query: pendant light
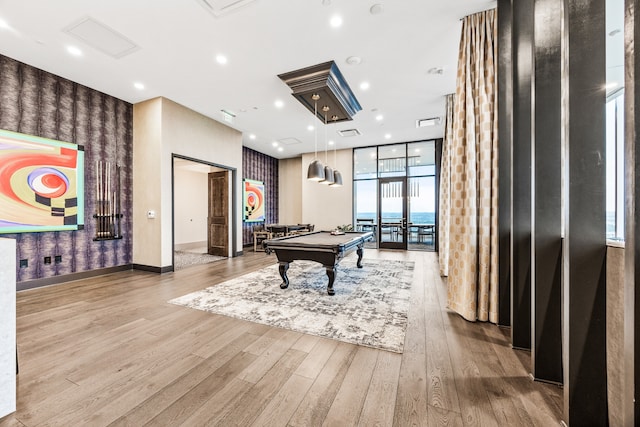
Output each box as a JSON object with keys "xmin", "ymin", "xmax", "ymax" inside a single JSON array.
[
  {"xmin": 306, "ymin": 94, "xmax": 325, "ymax": 181},
  {"xmin": 329, "ymin": 115, "xmax": 343, "ymax": 187},
  {"xmin": 319, "ymin": 106, "xmax": 334, "ymax": 185}
]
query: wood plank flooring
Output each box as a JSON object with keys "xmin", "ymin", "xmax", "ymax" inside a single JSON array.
[{"xmin": 0, "ymin": 250, "xmax": 562, "ymax": 426}]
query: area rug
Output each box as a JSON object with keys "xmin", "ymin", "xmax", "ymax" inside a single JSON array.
[
  {"xmin": 169, "ymin": 255, "xmax": 414, "ymax": 353},
  {"xmin": 174, "ymin": 250, "xmax": 226, "ymax": 270}
]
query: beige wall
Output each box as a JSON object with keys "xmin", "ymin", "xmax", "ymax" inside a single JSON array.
[
  {"xmin": 607, "ymin": 245, "xmax": 624, "ymax": 427},
  {"xmin": 300, "ymin": 149, "xmax": 353, "ymax": 231},
  {"xmin": 133, "ymin": 97, "xmax": 243, "ymax": 268},
  {"xmin": 133, "ymin": 99, "xmax": 163, "ymax": 267},
  {"xmin": 278, "ymin": 157, "xmax": 303, "ymax": 225}
]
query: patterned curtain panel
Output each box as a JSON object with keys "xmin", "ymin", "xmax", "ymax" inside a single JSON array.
[
  {"xmin": 438, "ymin": 94, "xmax": 455, "ymax": 277},
  {"xmin": 446, "ymin": 9, "xmax": 499, "ymax": 323}
]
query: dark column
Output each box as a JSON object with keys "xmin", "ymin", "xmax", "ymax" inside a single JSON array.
[
  {"xmin": 435, "ymin": 138, "xmax": 443, "ymax": 251},
  {"xmin": 562, "ymin": 0, "xmax": 607, "ymax": 424},
  {"xmin": 511, "ymin": 0, "xmax": 533, "ymax": 350},
  {"xmin": 531, "ymin": 0, "xmax": 563, "ymax": 384},
  {"xmin": 497, "ymin": 0, "xmax": 513, "ymax": 327},
  {"xmin": 624, "ymin": 1, "xmax": 639, "ymax": 425}
]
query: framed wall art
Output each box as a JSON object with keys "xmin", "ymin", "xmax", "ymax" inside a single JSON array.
[
  {"xmin": 243, "ymin": 178, "xmax": 265, "ymax": 223},
  {"xmin": 0, "ymin": 129, "xmax": 84, "ymax": 233}
]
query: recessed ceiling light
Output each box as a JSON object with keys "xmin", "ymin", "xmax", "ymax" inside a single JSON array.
[
  {"xmin": 272, "ymin": 141, "xmax": 279, "ymax": 147},
  {"xmin": 346, "ymin": 56, "xmax": 362, "ymax": 65},
  {"xmin": 329, "ymin": 140, "xmax": 335, "ymax": 145},
  {"xmin": 0, "ymin": 18, "xmax": 10, "ymax": 30},
  {"xmin": 67, "ymin": 45, "xmax": 83, "ymax": 56},
  {"xmin": 249, "ymin": 134, "xmax": 256, "ymax": 140},
  {"xmin": 360, "ymin": 81, "xmax": 370, "ymax": 90},
  {"xmin": 307, "ymin": 125, "xmax": 314, "ymax": 131},
  {"xmin": 278, "ymin": 147, "xmax": 284, "ymax": 152},
  {"xmin": 216, "ymin": 54, "xmax": 228, "ymax": 65},
  {"xmin": 375, "ymin": 114, "xmax": 383, "ymax": 121},
  {"xmin": 427, "ymin": 67, "xmax": 445, "ymax": 75},
  {"xmin": 133, "ymin": 82, "xmax": 145, "ymax": 90},
  {"xmin": 330, "ymin": 15, "xmax": 343, "ymax": 28},
  {"xmin": 274, "ymin": 99, "xmax": 284, "ymax": 109},
  {"xmin": 385, "ymin": 134, "xmax": 391, "ymax": 139},
  {"xmin": 370, "ymin": 4, "xmax": 384, "ymax": 14}
]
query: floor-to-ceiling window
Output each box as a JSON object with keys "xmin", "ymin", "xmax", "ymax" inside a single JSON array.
[
  {"xmin": 353, "ymin": 140, "xmax": 438, "ymax": 251},
  {"xmin": 605, "ymin": 0, "xmax": 624, "ymax": 242}
]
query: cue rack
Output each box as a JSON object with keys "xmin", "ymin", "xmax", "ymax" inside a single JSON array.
[{"xmin": 93, "ymin": 160, "xmax": 123, "ymax": 241}]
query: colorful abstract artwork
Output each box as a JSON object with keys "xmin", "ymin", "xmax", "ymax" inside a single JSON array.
[
  {"xmin": 243, "ymin": 179, "xmax": 265, "ymax": 222},
  {"xmin": 0, "ymin": 129, "xmax": 84, "ymax": 233}
]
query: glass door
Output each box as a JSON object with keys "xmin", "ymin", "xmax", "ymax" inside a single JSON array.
[{"xmin": 378, "ymin": 177, "xmax": 407, "ymax": 249}]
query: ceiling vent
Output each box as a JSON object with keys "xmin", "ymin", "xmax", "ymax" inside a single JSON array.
[
  {"xmin": 416, "ymin": 117, "xmax": 442, "ymax": 127},
  {"xmin": 278, "ymin": 137, "xmax": 302, "ymax": 145},
  {"xmin": 278, "ymin": 61, "xmax": 362, "ymax": 123},
  {"xmin": 338, "ymin": 129, "xmax": 361, "ymax": 137},
  {"xmin": 196, "ymin": 0, "xmax": 258, "ymax": 17},
  {"xmin": 63, "ymin": 17, "xmax": 139, "ymax": 59}
]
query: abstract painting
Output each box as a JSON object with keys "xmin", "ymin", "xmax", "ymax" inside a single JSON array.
[
  {"xmin": 0, "ymin": 129, "xmax": 84, "ymax": 233},
  {"xmin": 243, "ymin": 178, "xmax": 265, "ymax": 222}
]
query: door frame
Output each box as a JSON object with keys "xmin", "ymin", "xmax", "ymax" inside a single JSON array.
[
  {"xmin": 171, "ymin": 154, "xmax": 238, "ymax": 271},
  {"xmin": 378, "ymin": 176, "xmax": 408, "ymax": 250}
]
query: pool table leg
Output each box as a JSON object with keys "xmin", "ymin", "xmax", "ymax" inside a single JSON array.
[
  {"xmin": 279, "ymin": 262, "xmax": 290, "ymax": 289},
  {"xmin": 356, "ymin": 245, "xmax": 364, "ymax": 268},
  {"xmin": 326, "ymin": 266, "xmax": 336, "ymax": 295}
]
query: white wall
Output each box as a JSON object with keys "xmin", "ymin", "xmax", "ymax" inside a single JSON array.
[
  {"xmin": 173, "ymin": 168, "xmax": 208, "ymax": 246},
  {"xmin": 0, "ymin": 238, "xmax": 16, "ymax": 418},
  {"xmin": 300, "ymin": 148, "xmax": 353, "ymax": 231},
  {"xmin": 133, "ymin": 97, "xmax": 243, "ymax": 268}
]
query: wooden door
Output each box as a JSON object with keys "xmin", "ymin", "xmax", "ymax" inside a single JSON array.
[{"xmin": 208, "ymin": 171, "xmax": 229, "ymax": 256}]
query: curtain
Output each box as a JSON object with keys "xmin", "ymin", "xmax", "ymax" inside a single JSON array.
[
  {"xmin": 445, "ymin": 9, "xmax": 499, "ymax": 323},
  {"xmin": 438, "ymin": 94, "xmax": 454, "ymax": 277}
]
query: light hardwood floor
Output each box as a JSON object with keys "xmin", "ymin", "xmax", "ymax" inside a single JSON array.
[{"xmin": 1, "ymin": 250, "xmax": 562, "ymax": 426}]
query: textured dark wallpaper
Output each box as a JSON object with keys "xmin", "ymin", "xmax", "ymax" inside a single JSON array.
[
  {"xmin": 242, "ymin": 147, "xmax": 278, "ymax": 245},
  {"xmin": 0, "ymin": 55, "xmax": 133, "ymax": 283}
]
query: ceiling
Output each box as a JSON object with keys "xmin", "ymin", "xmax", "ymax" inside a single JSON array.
[{"xmin": 1, "ymin": 0, "xmax": 497, "ymax": 159}]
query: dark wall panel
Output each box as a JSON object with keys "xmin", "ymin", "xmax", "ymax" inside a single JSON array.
[
  {"xmin": 0, "ymin": 55, "xmax": 133, "ymax": 283},
  {"xmin": 562, "ymin": 0, "xmax": 607, "ymax": 424},
  {"xmin": 511, "ymin": 0, "xmax": 533, "ymax": 350},
  {"xmin": 532, "ymin": 0, "xmax": 563, "ymax": 384},
  {"xmin": 242, "ymin": 147, "xmax": 279, "ymax": 245}
]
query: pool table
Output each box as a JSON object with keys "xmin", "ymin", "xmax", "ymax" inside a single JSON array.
[{"xmin": 263, "ymin": 230, "xmax": 374, "ymax": 295}]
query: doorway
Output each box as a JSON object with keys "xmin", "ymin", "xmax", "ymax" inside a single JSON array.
[
  {"xmin": 172, "ymin": 155, "xmax": 237, "ymax": 269},
  {"xmin": 378, "ymin": 177, "xmax": 407, "ymax": 250}
]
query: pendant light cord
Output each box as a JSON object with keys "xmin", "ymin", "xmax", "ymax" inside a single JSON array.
[
  {"xmin": 314, "ymin": 98, "xmax": 318, "ymax": 159},
  {"xmin": 324, "ymin": 111, "xmax": 328, "ymax": 163}
]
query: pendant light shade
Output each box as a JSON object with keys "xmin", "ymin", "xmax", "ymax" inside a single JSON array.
[
  {"xmin": 330, "ymin": 170, "xmax": 343, "ymax": 187},
  {"xmin": 307, "ymin": 159, "xmax": 325, "ymax": 181},
  {"xmin": 320, "ymin": 165, "xmax": 334, "ymax": 185}
]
